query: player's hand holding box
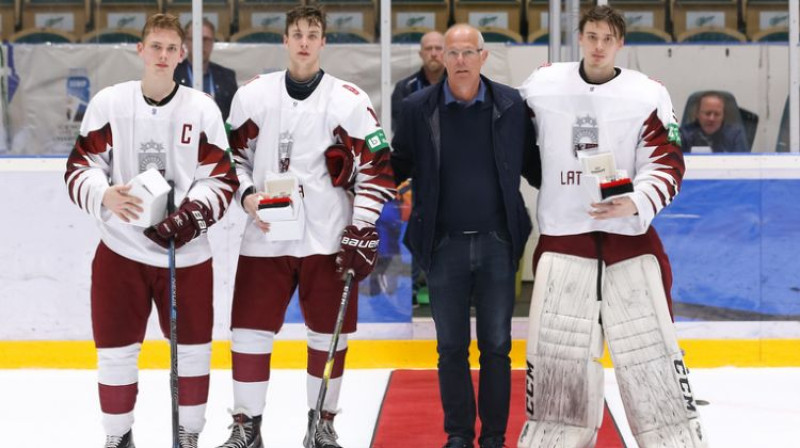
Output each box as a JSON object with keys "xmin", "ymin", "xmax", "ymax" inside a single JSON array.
[{"xmin": 126, "ymin": 168, "xmax": 171, "ymax": 227}]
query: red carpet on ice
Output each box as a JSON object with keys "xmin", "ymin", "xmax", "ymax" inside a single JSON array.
[{"xmin": 371, "ymin": 369, "xmax": 625, "ymax": 447}]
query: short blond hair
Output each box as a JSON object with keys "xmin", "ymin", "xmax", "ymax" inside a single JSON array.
[{"xmin": 142, "ymin": 13, "xmax": 185, "ymax": 43}]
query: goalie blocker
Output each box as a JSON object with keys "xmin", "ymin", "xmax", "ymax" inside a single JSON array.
[{"xmin": 519, "ymin": 250, "xmax": 707, "ymax": 448}]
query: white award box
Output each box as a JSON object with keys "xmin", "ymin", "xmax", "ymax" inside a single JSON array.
[{"xmin": 126, "ymin": 168, "xmax": 171, "ymax": 227}]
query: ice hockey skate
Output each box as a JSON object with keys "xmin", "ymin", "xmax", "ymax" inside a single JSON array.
[
  {"xmin": 216, "ymin": 413, "xmax": 263, "ymax": 448},
  {"xmin": 304, "ymin": 410, "xmax": 343, "ymax": 448},
  {"xmin": 178, "ymin": 426, "xmax": 199, "ymax": 448},
  {"xmin": 104, "ymin": 430, "xmax": 134, "ymax": 448}
]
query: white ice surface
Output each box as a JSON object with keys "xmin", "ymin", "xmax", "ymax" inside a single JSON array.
[
  {"xmin": 0, "ymin": 368, "xmax": 798, "ymax": 447},
  {"xmin": 0, "ymin": 369, "xmax": 392, "ymax": 448},
  {"xmin": 603, "ymin": 367, "xmax": 800, "ymax": 448}
]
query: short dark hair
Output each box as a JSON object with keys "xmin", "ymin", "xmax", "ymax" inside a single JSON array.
[
  {"xmin": 185, "ymin": 17, "xmax": 215, "ymax": 37},
  {"xmin": 579, "ymin": 5, "xmax": 626, "ymax": 40},
  {"xmin": 142, "ymin": 13, "xmax": 185, "ymax": 43},
  {"xmin": 286, "ymin": 5, "xmax": 326, "ymax": 36}
]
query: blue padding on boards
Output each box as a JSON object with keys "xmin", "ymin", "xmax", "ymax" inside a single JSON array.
[
  {"xmin": 283, "ymin": 199, "xmax": 413, "ymax": 324},
  {"xmin": 654, "ymin": 179, "xmax": 800, "ymax": 320},
  {"xmin": 761, "ymin": 179, "xmax": 800, "ymax": 315}
]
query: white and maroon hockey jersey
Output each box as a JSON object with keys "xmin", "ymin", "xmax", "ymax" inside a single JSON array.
[
  {"xmin": 228, "ymin": 71, "xmax": 395, "ymax": 258},
  {"xmin": 65, "ymin": 81, "xmax": 238, "ymax": 267},
  {"xmin": 520, "ymin": 62, "xmax": 684, "ymax": 236}
]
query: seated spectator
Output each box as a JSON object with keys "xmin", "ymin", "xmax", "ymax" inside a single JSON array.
[{"xmin": 680, "ymin": 92, "xmax": 749, "ymax": 153}]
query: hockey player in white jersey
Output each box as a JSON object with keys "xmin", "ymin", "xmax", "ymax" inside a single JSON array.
[
  {"xmin": 64, "ymin": 13, "xmax": 238, "ymax": 448},
  {"xmin": 215, "ymin": 5, "xmax": 395, "ymax": 448},
  {"xmin": 517, "ymin": 6, "xmax": 707, "ymax": 448}
]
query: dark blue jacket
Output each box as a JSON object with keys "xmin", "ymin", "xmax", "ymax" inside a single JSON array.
[
  {"xmin": 174, "ymin": 59, "xmax": 238, "ymax": 120},
  {"xmin": 391, "ymin": 68, "xmax": 431, "ymax": 132},
  {"xmin": 391, "ymin": 76, "xmax": 540, "ymax": 271},
  {"xmin": 679, "ymin": 121, "xmax": 749, "ymax": 153}
]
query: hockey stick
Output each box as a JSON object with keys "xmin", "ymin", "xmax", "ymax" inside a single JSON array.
[
  {"xmin": 167, "ymin": 181, "xmax": 180, "ymax": 448},
  {"xmin": 304, "ymin": 270, "xmax": 355, "ymax": 448}
]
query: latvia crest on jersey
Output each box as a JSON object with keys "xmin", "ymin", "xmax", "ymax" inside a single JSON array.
[
  {"xmin": 572, "ymin": 114, "xmax": 599, "ymax": 158},
  {"xmin": 138, "ymin": 139, "xmax": 167, "ymax": 173}
]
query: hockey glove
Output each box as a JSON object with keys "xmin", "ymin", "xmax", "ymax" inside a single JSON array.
[
  {"xmin": 336, "ymin": 225, "xmax": 379, "ymax": 282},
  {"xmin": 144, "ymin": 200, "xmax": 214, "ymax": 249},
  {"xmin": 324, "ymin": 144, "xmax": 354, "ymax": 188}
]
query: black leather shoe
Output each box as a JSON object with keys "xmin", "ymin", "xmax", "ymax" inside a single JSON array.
[
  {"xmin": 479, "ymin": 437, "xmax": 505, "ymax": 448},
  {"xmin": 443, "ymin": 436, "xmax": 472, "ymax": 448}
]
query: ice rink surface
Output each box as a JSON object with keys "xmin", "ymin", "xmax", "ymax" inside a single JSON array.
[{"xmin": 0, "ymin": 367, "xmax": 797, "ymax": 447}]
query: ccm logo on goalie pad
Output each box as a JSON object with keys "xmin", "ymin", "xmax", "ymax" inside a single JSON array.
[
  {"xmin": 340, "ymin": 236, "xmax": 379, "ymax": 249},
  {"xmin": 673, "ymin": 360, "xmax": 697, "ymax": 412},
  {"xmin": 525, "ymin": 360, "xmax": 535, "ymax": 415}
]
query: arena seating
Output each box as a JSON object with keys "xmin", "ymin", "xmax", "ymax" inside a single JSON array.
[{"xmin": 2, "ymin": 0, "xmax": 788, "ymax": 45}]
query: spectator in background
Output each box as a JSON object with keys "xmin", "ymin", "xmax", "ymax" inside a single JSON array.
[
  {"xmin": 680, "ymin": 92, "xmax": 749, "ymax": 153},
  {"xmin": 391, "ymin": 30, "xmax": 445, "ymax": 307},
  {"xmin": 174, "ymin": 18, "xmax": 238, "ymax": 120},
  {"xmin": 391, "ymin": 30, "xmax": 445, "ymax": 131}
]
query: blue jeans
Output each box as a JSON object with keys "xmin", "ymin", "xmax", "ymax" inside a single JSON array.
[{"xmin": 426, "ymin": 231, "xmax": 516, "ymax": 444}]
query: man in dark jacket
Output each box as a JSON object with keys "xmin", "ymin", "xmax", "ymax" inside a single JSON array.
[
  {"xmin": 391, "ymin": 24, "xmax": 540, "ymax": 448},
  {"xmin": 391, "ymin": 30, "xmax": 445, "ymax": 132},
  {"xmin": 390, "ymin": 30, "xmax": 445, "ymax": 306},
  {"xmin": 174, "ymin": 18, "xmax": 238, "ymax": 120}
]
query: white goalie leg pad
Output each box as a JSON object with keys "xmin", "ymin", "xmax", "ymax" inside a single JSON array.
[
  {"xmin": 518, "ymin": 252, "xmax": 605, "ymax": 448},
  {"xmin": 602, "ymin": 255, "xmax": 707, "ymax": 448}
]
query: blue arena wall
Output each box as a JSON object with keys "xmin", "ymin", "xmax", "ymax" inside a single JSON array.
[{"xmin": 656, "ymin": 177, "xmax": 800, "ymax": 320}]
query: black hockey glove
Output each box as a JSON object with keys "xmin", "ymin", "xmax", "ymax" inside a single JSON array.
[
  {"xmin": 144, "ymin": 200, "xmax": 214, "ymax": 249},
  {"xmin": 336, "ymin": 225, "xmax": 379, "ymax": 282}
]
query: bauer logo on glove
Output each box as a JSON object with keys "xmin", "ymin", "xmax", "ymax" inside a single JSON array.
[
  {"xmin": 336, "ymin": 225, "xmax": 380, "ymax": 282},
  {"xmin": 340, "ymin": 235, "xmax": 379, "ymax": 250},
  {"xmin": 144, "ymin": 200, "xmax": 214, "ymax": 249}
]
